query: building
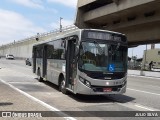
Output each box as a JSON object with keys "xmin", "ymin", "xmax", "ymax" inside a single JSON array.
[
  {"xmin": 75, "ymin": 0, "xmax": 160, "ymax": 46},
  {"xmin": 142, "ymin": 48, "xmax": 160, "ymax": 70}
]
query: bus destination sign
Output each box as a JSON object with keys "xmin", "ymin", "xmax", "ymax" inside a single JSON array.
[{"xmin": 83, "ymin": 31, "xmax": 126, "ymax": 43}]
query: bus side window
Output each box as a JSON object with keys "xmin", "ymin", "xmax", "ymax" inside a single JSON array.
[
  {"xmin": 61, "ymin": 40, "xmax": 66, "ymax": 59},
  {"xmin": 47, "ymin": 44, "xmax": 54, "ymax": 59}
]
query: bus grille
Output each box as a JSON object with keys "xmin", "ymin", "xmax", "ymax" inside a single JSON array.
[{"xmin": 91, "ymin": 85, "xmax": 123, "ymax": 92}]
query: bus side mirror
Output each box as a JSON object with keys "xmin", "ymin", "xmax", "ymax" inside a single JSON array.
[
  {"xmin": 75, "ymin": 46, "xmax": 79, "ymax": 62},
  {"xmin": 75, "ymin": 46, "xmax": 79, "ymax": 56}
]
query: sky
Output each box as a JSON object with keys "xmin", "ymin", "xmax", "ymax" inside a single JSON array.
[
  {"xmin": 0, "ymin": 0, "xmax": 78, "ymax": 45},
  {"xmin": 0, "ymin": 0, "xmax": 159, "ymax": 58},
  {"xmin": 128, "ymin": 44, "xmax": 160, "ymax": 59}
]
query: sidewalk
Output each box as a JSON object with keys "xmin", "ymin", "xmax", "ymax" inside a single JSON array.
[
  {"xmin": 128, "ymin": 69, "xmax": 160, "ymax": 78},
  {"xmin": 0, "ymin": 79, "xmax": 63, "ymax": 119},
  {"xmin": 0, "ymin": 80, "xmax": 48, "ymax": 111}
]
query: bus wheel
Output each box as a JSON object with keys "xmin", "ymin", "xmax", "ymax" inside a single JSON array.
[{"xmin": 60, "ymin": 79, "xmax": 68, "ymax": 94}]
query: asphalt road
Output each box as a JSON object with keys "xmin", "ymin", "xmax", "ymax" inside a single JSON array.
[{"xmin": 0, "ymin": 58, "xmax": 160, "ymax": 120}]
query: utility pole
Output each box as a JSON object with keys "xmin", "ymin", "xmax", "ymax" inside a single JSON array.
[
  {"xmin": 144, "ymin": 44, "xmax": 147, "ymax": 69},
  {"xmin": 60, "ymin": 17, "xmax": 63, "ymax": 32},
  {"xmin": 132, "ymin": 48, "xmax": 134, "ymax": 69}
]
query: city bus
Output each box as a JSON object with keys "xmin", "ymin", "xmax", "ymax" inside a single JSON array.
[{"xmin": 32, "ymin": 29, "xmax": 128, "ymax": 95}]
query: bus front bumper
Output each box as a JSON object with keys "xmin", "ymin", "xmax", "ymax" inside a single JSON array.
[{"xmin": 76, "ymin": 80, "xmax": 127, "ymax": 95}]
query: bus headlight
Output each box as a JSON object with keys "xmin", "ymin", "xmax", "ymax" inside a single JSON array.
[
  {"xmin": 79, "ymin": 76, "xmax": 91, "ymax": 88},
  {"xmin": 85, "ymin": 81, "xmax": 91, "ymax": 88},
  {"xmin": 122, "ymin": 80, "xmax": 127, "ymax": 86}
]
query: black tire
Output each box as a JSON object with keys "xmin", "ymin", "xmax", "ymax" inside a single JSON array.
[{"xmin": 59, "ymin": 78, "xmax": 68, "ymax": 94}]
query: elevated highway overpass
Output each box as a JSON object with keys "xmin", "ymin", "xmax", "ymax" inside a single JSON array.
[
  {"xmin": 75, "ymin": 0, "xmax": 160, "ymax": 46},
  {"xmin": 0, "ymin": 25, "xmax": 78, "ymax": 59}
]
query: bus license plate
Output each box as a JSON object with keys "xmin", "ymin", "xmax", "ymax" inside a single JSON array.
[{"xmin": 103, "ymin": 88, "xmax": 112, "ymax": 92}]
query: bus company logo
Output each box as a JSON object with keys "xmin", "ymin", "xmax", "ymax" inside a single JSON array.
[
  {"xmin": 2, "ymin": 112, "xmax": 12, "ymax": 117},
  {"xmin": 1, "ymin": 112, "xmax": 42, "ymax": 118}
]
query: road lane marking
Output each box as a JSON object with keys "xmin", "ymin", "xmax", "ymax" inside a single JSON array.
[
  {"xmin": 117, "ymin": 102, "xmax": 160, "ymax": 111},
  {"xmin": 134, "ymin": 104, "xmax": 155, "ymax": 111},
  {"xmin": 146, "ymin": 84, "xmax": 160, "ymax": 89},
  {"xmin": 0, "ymin": 68, "xmax": 36, "ymax": 78},
  {"xmin": 127, "ymin": 88, "xmax": 160, "ymax": 96},
  {"xmin": 128, "ymin": 75, "xmax": 160, "ymax": 80},
  {"xmin": 8, "ymin": 82, "xmax": 43, "ymax": 84},
  {"xmin": 0, "ymin": 78, "xmax": 76, "ymax": 120}
]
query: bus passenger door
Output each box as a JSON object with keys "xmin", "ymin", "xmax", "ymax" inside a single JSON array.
[
  {"xmin": 42, "ymin": 46, "xmax": 47, "ymax": 79},
  {"xmin": 32, "ymin": 46, "xmax": 36, "ymax": 73},
  {"xmin": 66, "ymin": 38, "xmax": 77, "ymax": 90}
]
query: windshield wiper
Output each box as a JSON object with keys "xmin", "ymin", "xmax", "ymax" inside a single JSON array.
[
  {"xmin": 93, "ymin": 41, "xmax": 103, "ymax": 55},
  {"xmin": 110, "ymin": 43, "xmax": 120, "ymax": 55},
  {"xmin": 116, "ymin": 43, "xmax": 120, "ymax": 51}
]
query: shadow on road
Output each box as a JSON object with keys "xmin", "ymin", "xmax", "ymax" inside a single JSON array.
[
  {"xmin": 37, "ymin": 79, "xmax": 135, "ymax": 104},
  {"xmin": 40, "ymin": 80, "xmax": 59, "ymax": 91},
  {"xmin": 68, "ymin": 94, "xmax": 135, "ymax": 104},
  {"xmin": 108, "ymin": 94, "xmax": 135, "ymax": 103},
  {"xmin": 0, "ymin": 102, "xmax": 13, "ymax": 106}
]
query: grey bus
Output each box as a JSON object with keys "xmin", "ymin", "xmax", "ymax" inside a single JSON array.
[{"xmin": 32, "ymin": 29, "xmax": 128, "ymax": 95}]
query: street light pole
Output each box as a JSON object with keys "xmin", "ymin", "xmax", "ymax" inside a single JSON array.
[
  {"xmin": 60, "ymin": 17, "xmax": 63, "ymax": 32},
  {"xmin": 144, "ymin": 44, "xmax": 147, "ymax": 69}
]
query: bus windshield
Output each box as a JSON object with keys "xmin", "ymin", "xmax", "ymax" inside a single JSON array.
[{"xmin": 79, "ymin": 41, "xmax": 127, "ymax": 73}]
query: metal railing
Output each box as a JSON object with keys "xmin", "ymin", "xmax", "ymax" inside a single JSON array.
[{"xmin": 0, "ymin": 25, "xmax": 78, "ymax": 47}]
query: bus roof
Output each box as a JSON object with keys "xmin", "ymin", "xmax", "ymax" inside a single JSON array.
[{"xmin": 33, "ymin": 29, "xmax": 125, "ymax": 46}]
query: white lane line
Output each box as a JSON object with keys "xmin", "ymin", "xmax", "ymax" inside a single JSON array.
[
  {"xmin": 1, "ymin": 68, "xmax": 35, "ymax": 78},
  {"xmin": 8, "ymin": 82, "xmax": 42, "ymax": 84},
  {"xmin": 134, "ymin": 104, "xmax": 155, "ymax": 111},
  {"xmin": 146, "ymin": 84, "xmax": 160, "ymax": 89},
  {"xmin": 0, "ymin": 78, "xmax": 76, "ymax": 120},
  {"xmin": 128, "ymin": 75, "xmax": 160, "ymax": 80},
  {"xmin": 127, "ymin": 88, "xmax": 160, "ymax": 96},
  {"xmin": 117, "ymin": 102, "xmax": 159, "ymax": 111}
]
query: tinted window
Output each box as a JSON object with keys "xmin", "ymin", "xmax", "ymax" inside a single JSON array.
[
  {"xmin": 36, "ymin": 46, "xmax": 43, "ymax": 58},
  {"xmin": 47, "ymin": 39, "xmax": 65, "ymax": 59}
]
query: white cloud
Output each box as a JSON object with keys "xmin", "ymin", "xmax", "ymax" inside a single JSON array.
[
  {"xmin": 62, "ymin": 19, "xmax": 74, "ymax": 26},
  {"xmin": 47, "ymin": 0, "xmax": 78, "ymax": 8},
  {"xmin": 46, "ymin": 8, "xmax": 58, "ymax": 14},
  {"xmin": 50, "ymin": 19, "xmax": 74, "ymax": 29},
  {"xmin": 0, "ymin": 9, "xmax": 46, "ymax": 45},
  {"xmin": 10, "ymin": 0, "xmax": 44, "ymax": 9}
]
